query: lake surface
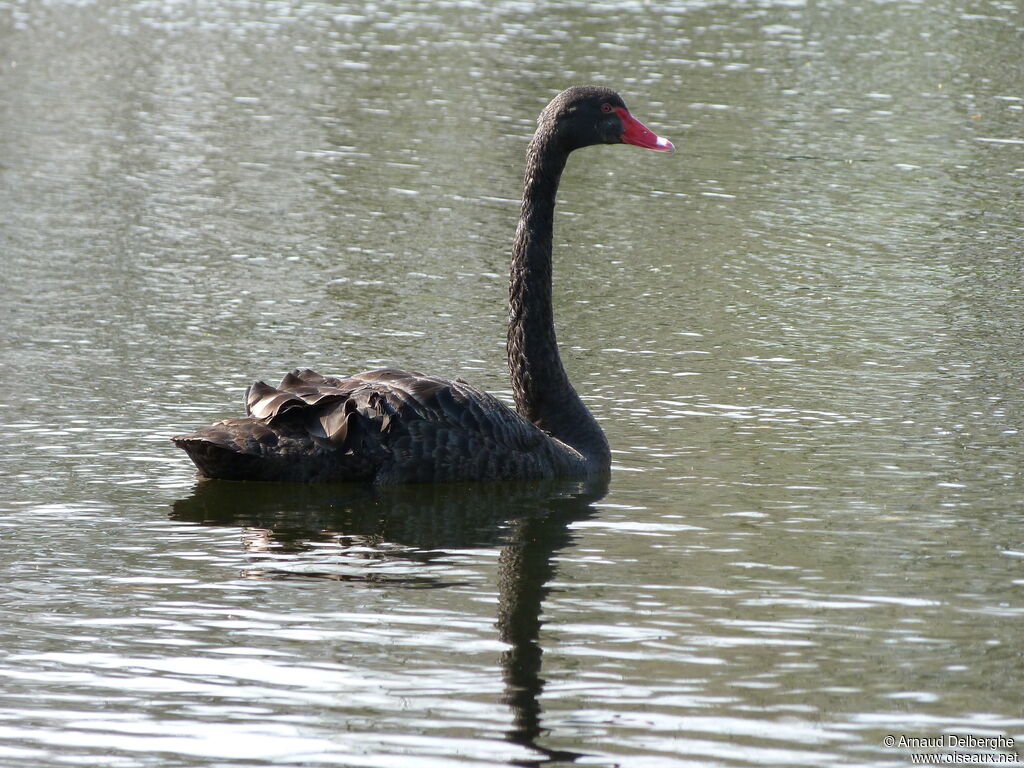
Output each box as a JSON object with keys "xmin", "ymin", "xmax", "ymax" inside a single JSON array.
[{"xmin": 2, "ymin": 0, "xmax": 1023, "ymax": 765}]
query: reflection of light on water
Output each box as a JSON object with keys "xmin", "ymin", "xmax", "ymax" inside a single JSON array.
[
  {"xmin": 237, "ymin": 527, "xmax": 475, "ymax": 583},
  {"xmin": 240, "ymin": 527, "xmax": 276, "ymax": 553},
  {"xmin": 9, "ymin": 650, "xmax": 536, "ymax": 763}
]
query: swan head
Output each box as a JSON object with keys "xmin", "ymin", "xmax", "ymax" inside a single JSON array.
[{"xmin": 540, "ymin": 85, "xmax": 674, "ymax": 153}]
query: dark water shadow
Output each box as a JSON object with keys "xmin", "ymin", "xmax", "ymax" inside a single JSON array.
[{"xmin": 171, "ymin": 476, "xmax": 609, "ymax": 765}]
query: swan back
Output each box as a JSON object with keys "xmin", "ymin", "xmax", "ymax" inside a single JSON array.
[{"xmin": 173, "ymin": 368, "xmax": 585, "ymax": 483}]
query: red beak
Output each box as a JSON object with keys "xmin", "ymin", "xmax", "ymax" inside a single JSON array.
[{"xmin": 615, "ymin": 107, "xmax": 674, "ymax": 152}]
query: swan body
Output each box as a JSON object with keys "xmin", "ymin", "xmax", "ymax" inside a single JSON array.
[
  {"xmin": 174, "ymin": 86, "xmax": 673, "ymax": 483},
  {"xmin": 177, "ymin": 368, "xmax": 588, "ymax": 483}
]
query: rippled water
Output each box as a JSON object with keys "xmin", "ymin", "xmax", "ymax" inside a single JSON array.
[{"xmin": 2, "ymin": 0, "xmax": 1023, "ymax": 765}]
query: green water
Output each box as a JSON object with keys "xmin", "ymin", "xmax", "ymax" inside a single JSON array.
[{"xmin": 1, "ymin": 0, "xmax": 1022, "ymax": 765}]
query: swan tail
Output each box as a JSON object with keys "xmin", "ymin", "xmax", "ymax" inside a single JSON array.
[
  {"xmin": 171, "ymin": 429, "xmax": 269, "ymax": 481},
  {"xmin": 172, "ymin": 369, "xmax": 389, "ymax": 482},
  {"xmin": 171, "ymin": 417, "xmax": 382, "ymax": 483}
]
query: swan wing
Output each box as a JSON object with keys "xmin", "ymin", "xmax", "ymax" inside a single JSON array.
[{"xmin": 175, "ymin": 368, "xmax": 568, "ymax": 482}]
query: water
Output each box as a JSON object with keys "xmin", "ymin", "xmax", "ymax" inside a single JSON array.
[{"xmin": 2, "ymin": 0, "xmax": 1023, "ymax": 765}]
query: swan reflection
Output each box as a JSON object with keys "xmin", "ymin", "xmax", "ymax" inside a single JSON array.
[{"xmin": 171, "ymin": 476, "xmax": 607, "ymax": 763}]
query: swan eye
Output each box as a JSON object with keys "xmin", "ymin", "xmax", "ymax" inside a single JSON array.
[{"xmin": 601, "ymin": 103, "xmax": 614, "ymax": 114}]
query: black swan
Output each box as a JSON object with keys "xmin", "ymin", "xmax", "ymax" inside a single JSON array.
[{"xmin": 173, "ymin": 86, "xmax": 673, "ymax": 483}]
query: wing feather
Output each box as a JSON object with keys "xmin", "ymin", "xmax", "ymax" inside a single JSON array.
[{"xmin": 173, "ymin": 367, "xmax": 579, "ymax": 483}]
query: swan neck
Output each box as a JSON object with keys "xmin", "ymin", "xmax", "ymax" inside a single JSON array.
[{"xmin": 507, "ymin": 131, "xmax": 610, "ymax": 469}]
